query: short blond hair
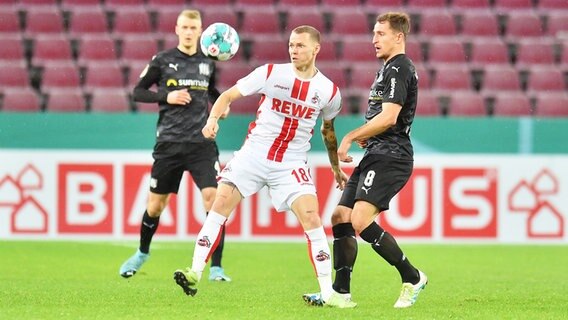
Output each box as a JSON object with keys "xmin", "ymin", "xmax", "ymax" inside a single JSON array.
[
  {"xmin": 291, "ymin": 25, "xmax": 321, "ymax": 44},
  {"xmin": 377, "ymin": 12, "xmax": 411, "ymax": 37},
  {"xmin": 177, "ymin": 9, "xmax": 201, "ymax": 24}
]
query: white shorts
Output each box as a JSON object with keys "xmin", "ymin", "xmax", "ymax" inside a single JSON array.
[{"xmin": 219, "ymin": 147, "xmax": 316, "ymax": 212}]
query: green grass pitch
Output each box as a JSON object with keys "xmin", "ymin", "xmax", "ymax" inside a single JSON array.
[{"xmin": 1, "ymin": 241, "xmax": 566, "ymax": 319}]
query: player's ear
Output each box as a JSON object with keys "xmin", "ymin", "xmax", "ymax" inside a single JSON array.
[{"xmin": 313, "ymin": 43, "xmax": 321, "ymax": 56}]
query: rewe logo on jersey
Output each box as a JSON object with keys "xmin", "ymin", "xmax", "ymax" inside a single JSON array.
[{"xmin": 271, "ymin": 98, "xmax": 315, "ymax": 119}]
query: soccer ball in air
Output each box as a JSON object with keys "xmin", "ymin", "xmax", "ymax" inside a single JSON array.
[{"xmin": 200, "ymin": 22, "xmax": 240, "ymax": 61}]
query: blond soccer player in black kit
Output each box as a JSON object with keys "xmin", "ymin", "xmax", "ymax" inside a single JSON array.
[
  {"xmin": 304, "ymin": 12, "xmax": 428, "ymax": 308},
  {"xmin": 119, "ymin": 9, "xmax": 231, "ymax": 282}
]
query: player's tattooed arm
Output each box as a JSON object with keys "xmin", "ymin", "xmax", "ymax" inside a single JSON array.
[{"xmin": 321, "ymin": 119, "xmax": 348, "ymax": 190}]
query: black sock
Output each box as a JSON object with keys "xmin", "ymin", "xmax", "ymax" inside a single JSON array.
[
  {"xmin": 139, "ymin": 210, "xmax": 160, "ymax": 254},
  {"xmin": 359, "ymin": 222, "xmax": 419, "ymax": 284},
  {"xmin": 209, "ymin": 212, "xmax": 225, "ymax": 268},
  {"xmin": 332, "ymin": 223, "xmax": 358, "ymax": 294}
]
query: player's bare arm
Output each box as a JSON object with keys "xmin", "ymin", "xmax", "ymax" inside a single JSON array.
[
  {"xmin": 203, "ymin": 86, "xmax": 243, "ymax": 139},
  {"xmin": 321, "ymin": 118, "xmax": 349, "ymax": 190},
  {"xmin": 338, "ymin": 103, "xmax": 402, "ymax": 162}
]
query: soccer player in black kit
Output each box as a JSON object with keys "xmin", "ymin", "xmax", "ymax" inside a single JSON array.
[
  {"xmin": 304, "ymin": 12, "xmax": 427, "ymax": 308},
  {"xmin": 119, "ymin": 9, "xmax": 231, "ymax": 282}
]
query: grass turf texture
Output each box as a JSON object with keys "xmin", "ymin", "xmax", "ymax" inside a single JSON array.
[{"xmin": 1, "ymin": 241, "xmax": 566, "ymax": 320}]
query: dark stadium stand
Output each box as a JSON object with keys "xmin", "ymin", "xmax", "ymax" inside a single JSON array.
[{"xmin": 0, "ymin": 0, "xmax": 566, "ymax": 116}]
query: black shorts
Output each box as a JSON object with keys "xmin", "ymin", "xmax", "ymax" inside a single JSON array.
[
  {"xmin": 150, "ymin": 140, "xmax": 220, "ymax": 194},
  {"xmin": 338, "ymin": 154, "xmax": 413, "ymax": 212}
]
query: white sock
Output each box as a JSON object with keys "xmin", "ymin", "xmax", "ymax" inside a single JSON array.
[
  {"xmin": 305, "ymin": 226, "xmax": 333, "ymax": 301},
  {"xmin": 191, "ymin": 210, "xmax": 227, "ymax": 281}
]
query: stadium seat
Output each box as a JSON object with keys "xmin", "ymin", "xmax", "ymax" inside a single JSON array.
[
  {"xmin": 249, "ymin": 37, "xmax": 290, "ymax": 65},
  {"xmin": 328, "ymin": 10, "xmax": 370, "ymax": 38},
  {"xmin": 191, "ymin": 0, "xmax": 231, "ymax": 7},
  {"xmin": 31, "ymin": 35, "xmax": 74, "ymax": 67},
  {"xmin": 277, "ymin": 0, "xmax": 318, "ymax": 9},
  {"xmin": 155, "ymin": 9, "xmax": 180, "ymax": 35},
  {"xmin": 0, "ymin": 64, "xmax": 30, "ymax": 88},
  {"xmin": 459, "ymin": 11, "xmax": 500, "ymax": 39},
  {"xmin": 90, "ymin": 89, "xmax": 131, "ymax": 112},
  {"xmin": 67, "ymin": 8, "xmax": 109, "ymax": 37},
  {"xmin": 545, "ymin": 12, "xmax": 568, "ymax": 38},
  {"xmin": 415, "ymin": 92, "xmax": 441, "ymax": 116},
  {"xmin": 24, "ymin": 8, "xmax": 65, "ymax": 36},
  {"xmin": 201, "ymin": 7, "xmax": 239, "ymax": 28},
  {"xmin": 1, "ymin": 88, "xmax": 41, "ymax": 112},
  {"xmin": 492, "ymin": 92, "xmax": 532, "ymax": 116},
  {"xmin": 60, "ymin": 0, "xmax": 103, "ymax": 11},
  {"xmin": 451, "ymin": 0, "xmax": 491, "ymax": 11},
  {"xmin": 104, "ymin": 0, "xmax": 146, "ymax": 10},
  {"xmin": 146, "ymin": 0, "xmax": 185, "ymax": 11},
  {"xmin": 318, "ymin": 65, "xmax": 348, "ymax": 89},
  {"xmin": 407, "ymin": 0, "xmax": 446, "ymax": 10},
  {"xmin": 431, "ymin": 65, "xmax": 472, "ymax": 93},
  {"xmin": 538, "ymin": 0, "xmax": 568, "ymax": 10},
  {"xmin": 216, "ymin": 63, "xmax": 254, "ymax": 91},
  {"xmin": 469, "ymin": 38, "xmax": 510, "ymax": 67},
  {"xmin": 480, "ymin": 65, "xmax": 521, "ymax": 95},
  {"xmin": 45, "ymin": 88, "xmax": 87, "ymax": 112},
  {"xmin": 341, "ymin": 38, "xmax": 379, "ymax": 64},
  {"xmin": 124, "ymin": 61, "xmax": 149, "ymax": 88},
  {"xmin": 0, "ymin": 9, "xmax": 20, "ymax": 35},
  {"xmin": 533, "ymin": 93, "xmax": 568, "ymax": 117},
  {"xmin": 562, "ymin": 41, "xmax": 568, "ymax": 70},
  {"xmin": 111, "ymin": 9, "xmax": 152, "ymax": 38},
  {"xmin": 283, "ymin": 9, "xmax": 325, "ymax": 35},
  {"xmin": 316, "ymin": 40, "xmax": 338, "ymax": 63},
  {"xmin": 119, "ymin": 35, "xmax": 159, "ymax": 65},
  {"xmin": 234, "ymin": 0, "xmax": 276, "ymax": 10},
  {"xmin": 514, "ymin": 39, "xmax": 555, "ymax": 69},
  {"xmin": 40, "ymin": 61, "xmax": 82, "ymax": 91},
  {"xmin": 76, "ymin": 34, "xmax": 118, "ymax": 66},
  {"xmin": 240, "ymin": 8, "xmax": 281, "ymax": 39},
  {"xmin": 406, "ymin": 39, "xmax": 423, "ymax": 63},
  {"xmin": 418, "ymin": 12, "xmax": 457, "ymax": 38},
  {"xmin": 320, "ymin": 0, "xmax": 361, "ymax": 9},
  {"xmin": 427, "ymin": 38, "xmax": 467, "ymax": 65},
  {"xmin": 494, "ymin": 0, "xmax": 534, "ymax": 12},
  {"xmin": 364, "ymin": 0, "xmax": 404, "ymax": 12},
  {"xmin": 447, "ymin": 92, "xmax": 487, "ymax": 116},
  {"xmin": 349, "ymin": 64, "xmax": 377, "ymax": 90},
  {"xmin": 504, "ymin": 12, "xmax": 544, "ymax": 40},
  {"xmin": 526, "ymin": 66, "xmax": 565, "ymax": 93},
  {"xmin": 415, "ymin": 63, "xmax": 432, "ymax": 89},
  {"xmin": 0, "ymin": 35, "xmax": 25, "ymax": 62},
  {"xmin": 83, "ymin": 62, "xmax": 126, "ymax": 92},
  {"xmin": 18, "ymin": 0, "xmax": 58, "ymax": 5}
]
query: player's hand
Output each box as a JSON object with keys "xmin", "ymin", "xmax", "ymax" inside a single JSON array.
[
  {"xmin": 202, "ymin": 118, "xmax": 219, "ymax": 139},
  {"xmin": 167, "ymin": 89, "xmax": 191, "ymax": 105},
  {"xmin": 338, "ymin": 137, "xmax": 353, "ymax": 163},
  {"xmin": 356, "ymin": 139, "xmax": 368, "ymax": 148},
  {"xmin": 333, "ymin": 168, "xmax": 349, "ymax": 190}
]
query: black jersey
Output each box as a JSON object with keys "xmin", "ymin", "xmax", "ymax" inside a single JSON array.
[
  {"xmin": 363, "ymin": 54, "xmax": 418, "ymax": 160},
  {"xmin": 133, "ymin": 48, "xmax": 220, "ymax": 143}
]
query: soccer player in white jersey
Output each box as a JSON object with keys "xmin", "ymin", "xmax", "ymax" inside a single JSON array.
[{"xmin": 173, "ymin": 25, "xmax": 356, "ymax": 308}]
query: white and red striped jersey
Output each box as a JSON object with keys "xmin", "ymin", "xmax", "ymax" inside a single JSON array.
[{"xmin": 235, "ymin": 63, "xmax": 342, "ymax": 162}]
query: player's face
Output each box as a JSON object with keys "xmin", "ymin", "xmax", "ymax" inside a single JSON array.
[
  {"xmin": 289, "ymin": 32, "xmax": 320, "ymax": 69},
  {"xmin": 176, "ymin": 16, "xmax": 202, "ymax": 49},
  {"xmin": 372, "ymin": 21, "xmax": 403, "ymax": 61}
]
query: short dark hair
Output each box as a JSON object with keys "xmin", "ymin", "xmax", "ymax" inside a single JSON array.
[
  {"xmin": 377, "ymin": 12, "xmax": 411, "ymax": 37},
  {"xmin": 291, "ymin": 25, "xmax": 321, "ymax": 44}
]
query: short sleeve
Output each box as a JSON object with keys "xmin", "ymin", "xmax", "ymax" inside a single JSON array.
[
  {"xmin": 382, "ymin": 64, "xmax": 412, "ymax": 106},
  {"xmin": 235, "ymin": 64, "xmax": 269, "ymax": 97},
  {"xmin": 321, "ymin": 85, "xmax": 342, "ymax": 120}
]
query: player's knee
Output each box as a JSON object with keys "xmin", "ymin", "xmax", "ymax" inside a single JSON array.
[
  {"xmin": 331, "ymin": 205, "xmax": 352, "ymax": 226},
  {"xmin": 147, "ymin": 198, "xmax": 168, "ymax": 216}
]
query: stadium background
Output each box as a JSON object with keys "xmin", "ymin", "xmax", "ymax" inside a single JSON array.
[{"xmin": 0, "ymin": 0, "xmax": 567, "ymax": 243}]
